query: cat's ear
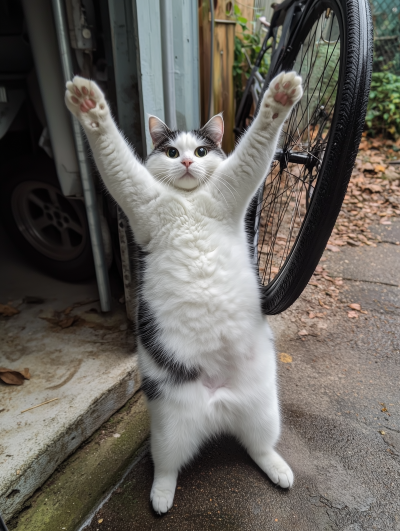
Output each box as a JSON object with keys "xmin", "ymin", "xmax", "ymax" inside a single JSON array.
[
  {"xmin": 200, "ymin": 113, "xmax": 224, "ymax": 147},
  {"xmin": 148, "ymin": 115, "xmax": 172, "ymax": 146}
]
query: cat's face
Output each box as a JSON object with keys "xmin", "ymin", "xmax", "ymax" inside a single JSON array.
[{"xmin": 145, "ymin": 115, "xmax": 226, "ymax": 191}]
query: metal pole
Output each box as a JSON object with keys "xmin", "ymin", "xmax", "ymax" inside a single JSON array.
[
  {"xmin": 51, "ymin": 0, "xmax": 111, "ymax": 312},
  {"xmin": 160, "ymin": 0, "xmax": 177, "ymax": 129}
]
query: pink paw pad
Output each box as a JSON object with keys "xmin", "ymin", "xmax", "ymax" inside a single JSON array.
[
  {"xmin": 274, "ymin": 92, "xmax": 289, "ymax": 106},
  {"xmin": 79, "ymin": 98, "xmax": 96, "ymax": 113}
]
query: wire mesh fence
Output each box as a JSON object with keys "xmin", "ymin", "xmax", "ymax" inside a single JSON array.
[{"xmin": 370, "ymin": 0, "xmax": 400, "ymax": 73}]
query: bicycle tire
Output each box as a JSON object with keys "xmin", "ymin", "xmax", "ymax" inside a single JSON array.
[{"xmin": 247, "ymin": 0, "xmax": 373, "ymax": 314}]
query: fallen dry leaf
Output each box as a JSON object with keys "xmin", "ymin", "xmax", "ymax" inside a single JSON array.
[
  {"xmin": 58, "ymin": 315, "xmax": 79, "ymax": 329},
  {"xmin": 98, "ymin": 518, "xmax": 104, "ymax": 524},
  {"xmin": 384, "ymin": 168, "xmax": 400, "ymax": 180},
  {"xmin": 348, "ymin": 303, "xmax": 361, "ymax": 311},
  {"xmin": 298, "ymin": 329, "xmax": 308, "ymax": 336},
  {"xmin": 329, "ymin": 238, "xmax": 346, "ymax": 246},
  {"xmin": 0, "ymin": 304, "xmax": 19, "ymax": 317},
  {"xmin": 348, "ymin": 311, "xmax": 359, "ymax": 319},
  {"xmin": 279, "ymin": 353, "xmax": 292, "ymax": 363},
  {"xmin": 0, "ymin": 368, "xmax": 31, "ymax": 386},
  {"xmin": 326, "ymin": 244, "xmax": 340, "ymax": 252}
]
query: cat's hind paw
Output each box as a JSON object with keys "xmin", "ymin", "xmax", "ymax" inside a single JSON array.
[
  {"xmin": 150, "ymin": 476, "xmax": 176, "ymax": 514},
  {"xmin": 65, "ymin": 76, "xmax": 109, "ymax": 131},
  {"xmin": 255, "ymin": 449, "xmax": 294, "ymax": 489},
  {"xmin": 263, "ymin": 71, "xmax": 303, "ymax": 121}
]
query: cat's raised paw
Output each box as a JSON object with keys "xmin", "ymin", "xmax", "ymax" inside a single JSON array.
[
  {"xmin": 150, "ymin": 476, "xmax": 176, "ymax": 514},
  {"xmin": 65, "ymin": 76, "xmax": 108, "ymax": 129},
  {"xmin": 263, "ymin": 71, "xmax": 303, "ymax": 117}
]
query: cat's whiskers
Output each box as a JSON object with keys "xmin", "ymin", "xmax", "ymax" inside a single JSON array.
[
  {"xmin": 204, "ymin": 176, "xmax": 229, "ymax": 207},
  {"xmin": 155, "ymin": 169, "xmax": 176, "ymax": 188},
  {"xmin": 215, "ymin": 177, "xmax": 237, "ymax": 203},
  {"xmin": 201, "ymin": 170, "xmax": 237, "ymax": 203}
]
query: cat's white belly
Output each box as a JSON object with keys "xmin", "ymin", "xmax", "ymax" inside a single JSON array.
[{"xmin": 143, "ymin": 215, "xmax": 263, "ymax": 367}]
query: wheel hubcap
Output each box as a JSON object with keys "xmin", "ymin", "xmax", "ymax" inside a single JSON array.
[{"xmin": 12, "ymin": 181, "xmax": 87, "ymax": 261}]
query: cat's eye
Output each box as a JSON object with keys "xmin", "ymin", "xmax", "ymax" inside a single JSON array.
[
  {"xmin": 166, "ymin": 147, "xmax": 179, "ymax": 158},
  {"xmin": 195, "ymin": 147, "xmax": 208, "ymax": 158}
]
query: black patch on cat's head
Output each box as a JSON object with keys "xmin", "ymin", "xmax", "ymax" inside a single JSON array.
[
  {"xmin": 191, "ymin": 129, "xmax": 227, "ymax": 160},
  {"xmin": 147, "ymin": 115, "xmax": 181, "ymax": 160},
  {"xmin": 146, "ymin": 128, "xmax": 227, "ymax": 161},
  {"xmin": 146, "ymin": 112, "xmax": 226, "ymax": 161},
  {"xmin": 192, "ymin": 113, "xmax": 226, "ymax": 159},
  {"xmin": 146, "ymin": 129, "xmax": 181, "ymax": 161}
]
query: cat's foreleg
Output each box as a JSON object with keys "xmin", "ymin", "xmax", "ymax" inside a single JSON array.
[
  {"xmin": 64, "ymin": 77, "xmax": 158, "ymax": 218},
  {"xmin": 220, "ymin": 71, "xmax": 303, "ymax": 214},
  {"xmin": 148, "ymin": 398, "xmax": 205, "ymax": 514}
]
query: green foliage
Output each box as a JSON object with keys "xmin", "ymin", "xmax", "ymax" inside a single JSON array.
[
  {"xmin": 232, "ymin": 5, "xmax": 270, "ymax": 104},
  {"xmin": 366, "ymin": 72, "xmax": 400, "ymax": 138}
]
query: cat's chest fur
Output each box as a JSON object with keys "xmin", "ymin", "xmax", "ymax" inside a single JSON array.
[{"xmin": 138, "ymin": 190, "xmax": 262, "ymax": 365}]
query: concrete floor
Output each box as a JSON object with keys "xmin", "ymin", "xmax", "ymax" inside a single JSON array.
[
  {"xmin": 0, "ymin": 224, "xmax": 139, "ymax": 521},
  {"xmin": 80, "ymin": 223, "xmax": 400, "ymax": 531}
]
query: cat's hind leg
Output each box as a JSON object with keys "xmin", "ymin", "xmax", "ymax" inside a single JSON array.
[
  {"xmin": 231, "ymin": 323, "xmax": 294, "ymax": 489},
  {"xmin": 148, "ymin": 390, "xmax": 208, "ymax": 514},
  {"xmin": 235, "ymin": 391, "xmax": 294, "ymax": 488}
]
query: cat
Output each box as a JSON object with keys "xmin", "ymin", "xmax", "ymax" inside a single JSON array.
[{"xmin": 65, "ymin": 71, "xmax": 303, "ymax": 514}]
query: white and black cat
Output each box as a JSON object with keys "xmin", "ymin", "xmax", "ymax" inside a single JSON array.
[{"xmin": 65, "ymin": 71, "xmax": 303, "ymax": 514}]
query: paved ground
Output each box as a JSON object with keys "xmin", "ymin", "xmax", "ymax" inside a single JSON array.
[{"xmin": 81, "ymin": 222, "xmax": 400, "ymax": 531}]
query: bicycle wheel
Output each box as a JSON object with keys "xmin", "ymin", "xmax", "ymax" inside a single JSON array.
[{"xmin": 247, "ymin": 0, "xmax": 372, "ymax": 314}]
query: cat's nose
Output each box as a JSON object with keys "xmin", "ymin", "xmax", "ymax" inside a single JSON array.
[{"xmin": 181, "ymin": 159, "xmax": 193, "ymax": 169}]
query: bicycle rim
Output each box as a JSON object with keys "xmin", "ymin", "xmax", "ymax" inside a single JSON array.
[{"xmin": 255, "ymin": 0, "xmax": 344, "ymax": 287}]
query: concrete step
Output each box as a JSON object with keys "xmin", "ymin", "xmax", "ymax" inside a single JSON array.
[
  {"xmin": 9, "ymin": 392, "xmax": 149, "ymax": 531},
  {"xmin": 0, "ymin": 293, "xmax": 139, "ymax": 523}
]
